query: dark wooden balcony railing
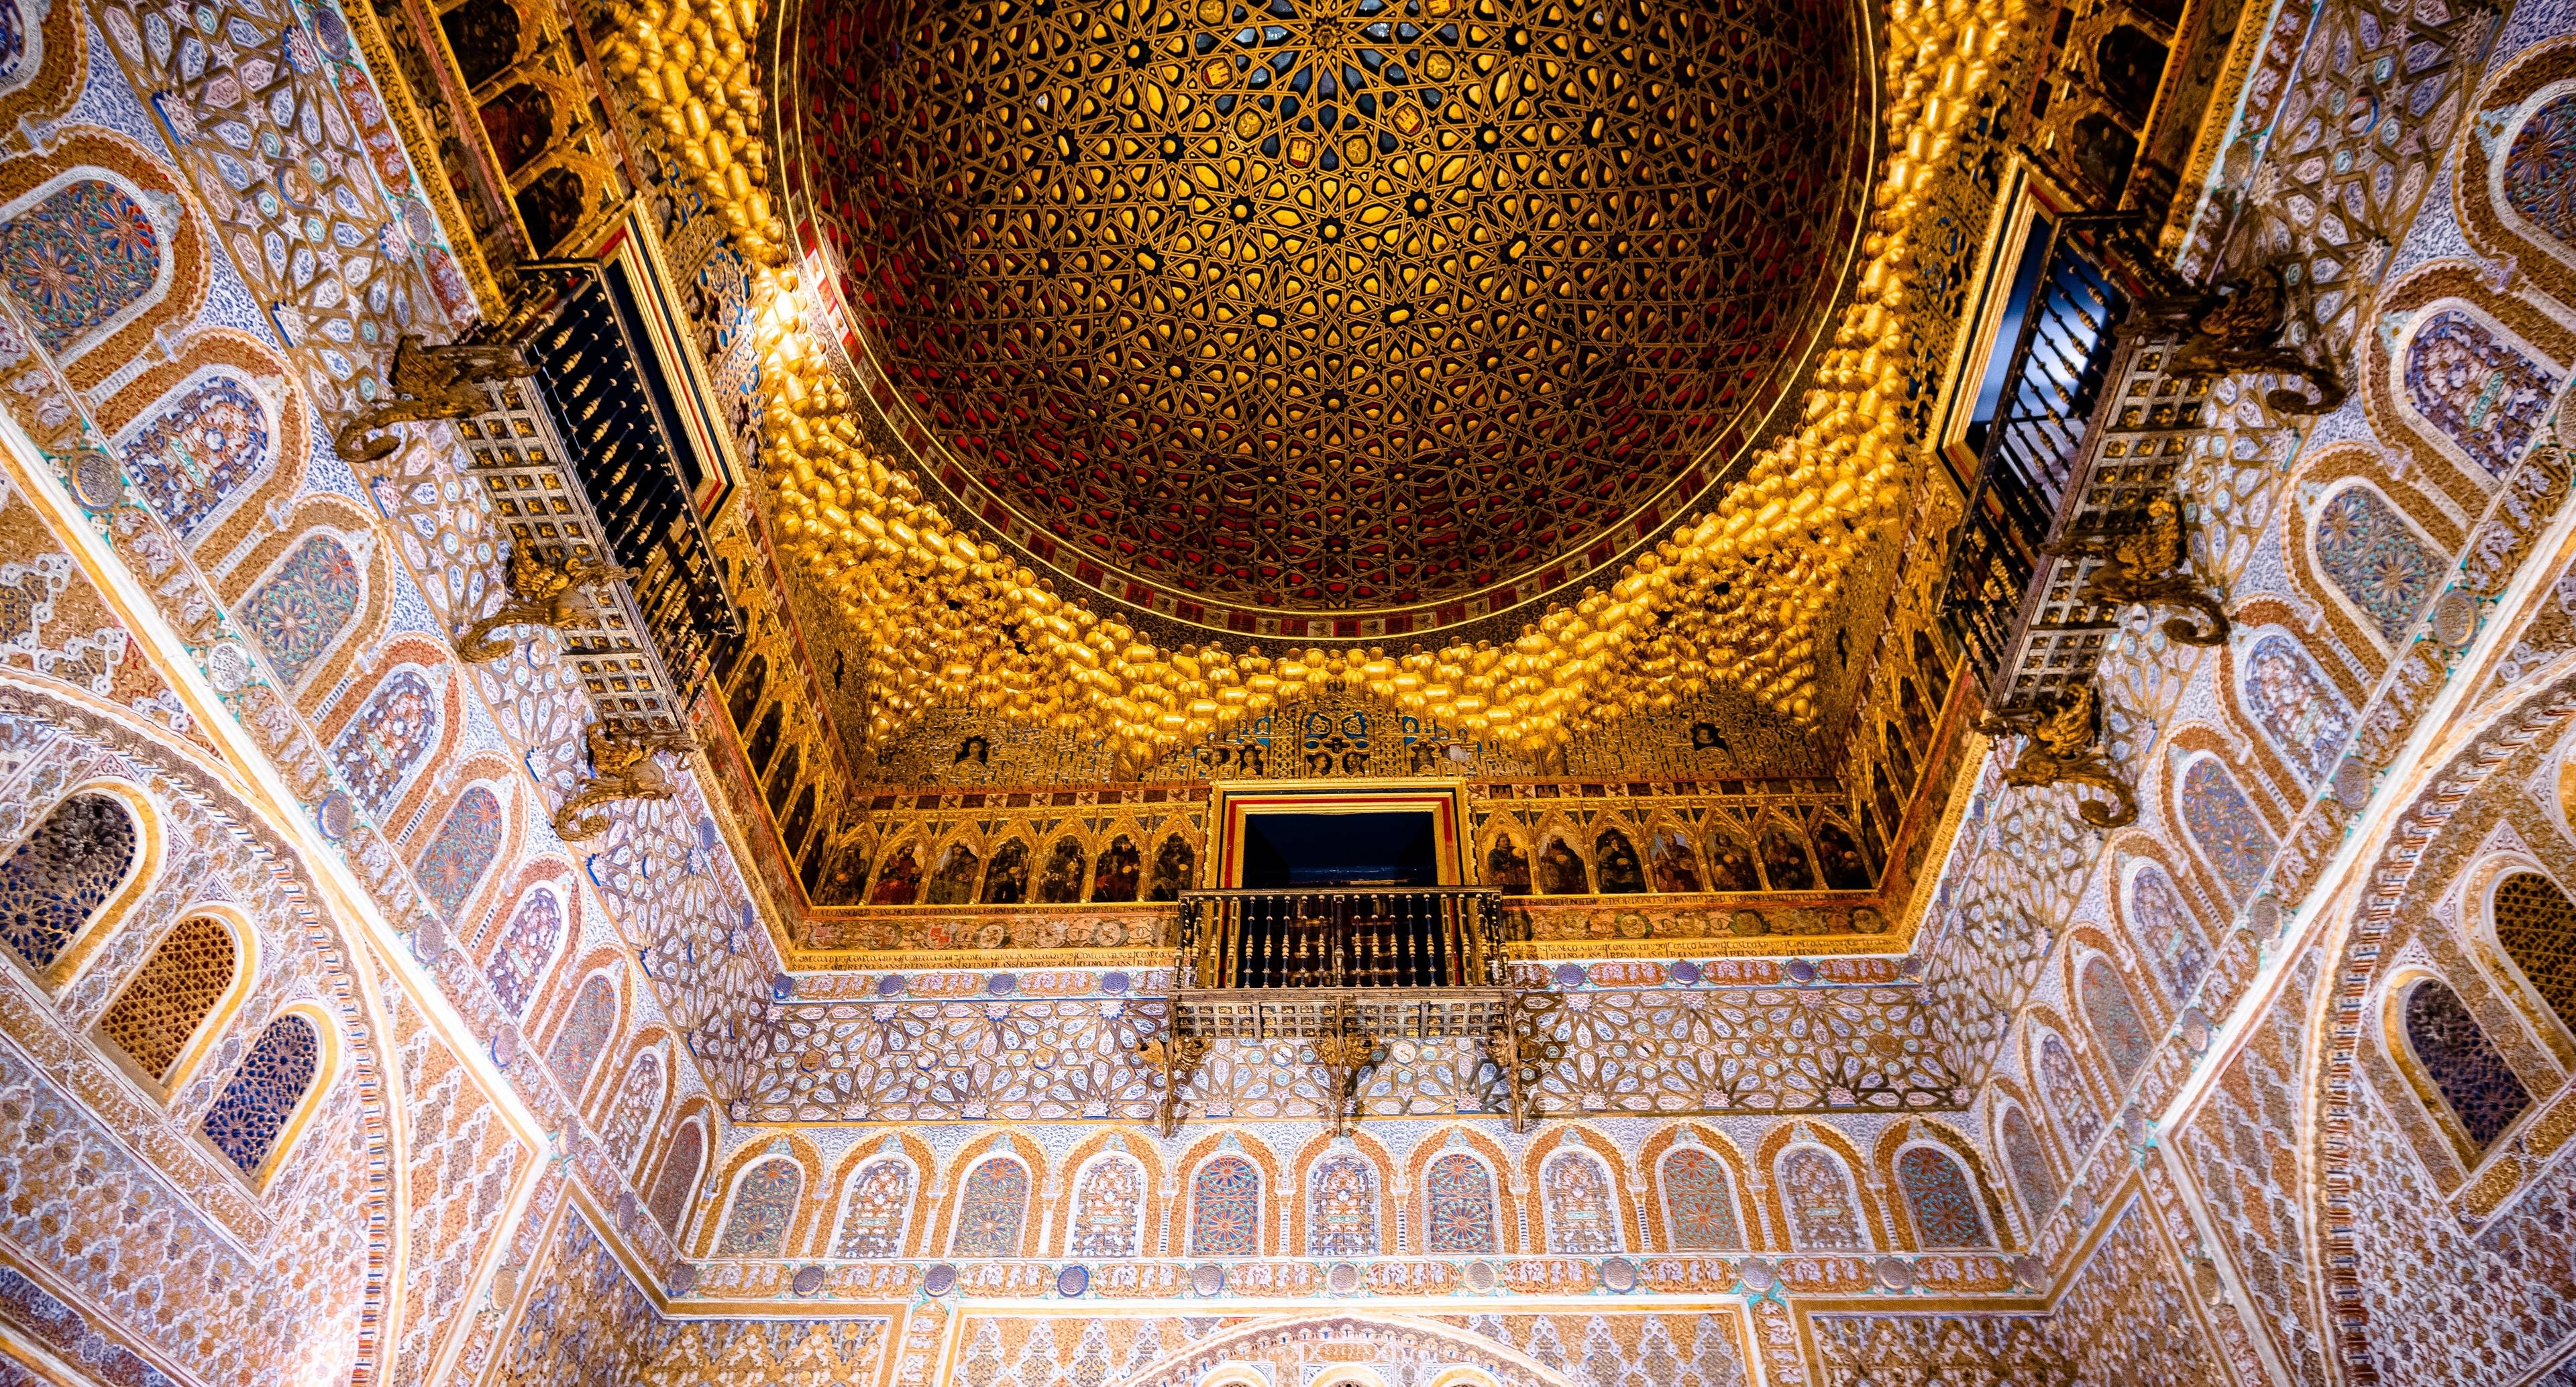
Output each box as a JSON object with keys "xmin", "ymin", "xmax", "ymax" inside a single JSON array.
[
  {"xmin": 1940, "ymin": 223, "xmax": 2130, "ymax": 694},
  {"xmin": 1177, "ymin": 887, "xmax": 1507, "ymax": 991},
  {"xmin": 1148, "ymin": 887, "xmax": 1531, "ymax": 1135}
]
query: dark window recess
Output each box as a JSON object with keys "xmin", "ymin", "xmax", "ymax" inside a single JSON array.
[
  {"xmin": 1939, "ymin": 227, "xmax": 2127, "ymax": 683},
  {"xmin": 521, "ymin": 262, "xmax": 742, "ymax": 699},
  {"xmin": 1963, "ymin": 217, "xmax": 2059, "ymax": 459},
  {"xmin": 1238, "ymin": 811, "xmax": 1441, "ymax": 889}
]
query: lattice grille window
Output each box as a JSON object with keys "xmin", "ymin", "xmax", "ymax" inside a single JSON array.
[
  {"xmin": 2495, "ymin": 872, "xmax": 2576, "ymax": 1032},
  {"xmin": 0, "ymin": 793, "xmax": 138, "ymax": 970},
  {"xmin": 2402, "ymin": 979, "xmax": 2532, "ymax": 1153},
  {"xmin": 99, "ymin": 916, "xmax": 235, "ymax": 1082},
  {"xmin": 202, "ymin": 1014, "xmax": 321, "ymax": 1175}
]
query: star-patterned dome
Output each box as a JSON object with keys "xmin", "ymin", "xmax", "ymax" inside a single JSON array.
[{"xmin": 791, "ymin": 0, "xmax": 1861, "ymax": 626}]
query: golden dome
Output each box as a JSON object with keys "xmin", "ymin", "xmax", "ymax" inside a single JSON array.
[{"xmin": 786, "ymin": 0, "xmax": 1863, "ymax": 628}]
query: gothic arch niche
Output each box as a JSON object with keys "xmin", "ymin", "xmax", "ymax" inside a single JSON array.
[
  {"xmin": 97, "ymin": 329, "xmax": 310, "ymax": 551},
  {"xmin": 0, "ymin": 778, "xmax": 158, "ymax": 987},
  {"xmin": 93, "ymin": 905, "xmax": 254, "ymax": 1095},
  {"xmin": 1481, "ymin": 829, "xmax": 1532, "ymax": 895},
  {"xmin": 868, "ymin": 839, "xmax": 923, "ymax": 905},
  {"xmin": 0, "ymin": 133, "xmax": 209, "ymax": 392},
  {"xmin": 829, "ymin": 1139, "xmax": 924, "ymax": 1258},
  {"xmin": 1643, "ymin": 818, "xmax": 1705, "ymax": 895},
  {"xmin": 980, "ymin": 836, "xmax": 1033, "ymax": 905}
]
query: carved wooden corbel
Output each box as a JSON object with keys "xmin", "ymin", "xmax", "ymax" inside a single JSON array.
[
  {"xmin": 2158, "ymin": 268, "xmax": 2346, "ymax": 414},
  {"xmin": 1973, "ymin": 683, "xmax": 2139, "ymax": 828},
  {"xmin": 1312, "ymin": 1019, "xmax": 1382, "ymax": 1137},
  {"xmin": 2041, "ymin": 491, "xmax": 2230, "ymax": 646},
  {"xmin": 455, "ymin": 545, "xmax": 637, "ymax": 663},
  {"xmin": 1131, "ymin": 1030, "xmax": 1210, "ymax": 1139},
  {"xmin": 553, "ymin": 723, "xmax": 696, "ymax": 840},
  {"xmin": 335, "ymin": 334, "xmax": 533, "ymax": 464}
]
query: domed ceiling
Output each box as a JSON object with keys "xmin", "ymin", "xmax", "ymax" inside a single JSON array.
[{"xmin": 786, "ymin": 0, "xmax": 1863, "ymax": 629}]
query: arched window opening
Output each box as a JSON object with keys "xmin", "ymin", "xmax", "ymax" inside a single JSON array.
[
  {"xmin": 2000, "ymin": 1106, "xmax": 2059, "ymax": 1215},
  {"xmin": 1189, "ymin": 1155, "xmax": 1260, "ymax": 1256},
  {"xmin": 2401, "ymin": 979, "xmax": 2534, "ymax": 1154},
  {"xmin": 1067, "ymin": 1156, "xmax": 1145, "ymax": 1257},
  {"xmin": 1306, "ymin": 1154, "xmax": 1381, "ymax": 1256},
  {"xmin": 545, "ymin": 973, "xmax": 618, "ymax": 1100},
  {"xmin": 0, "ymin": 792, "xmax": 139, "ymax": 971},
  {"xmin": 951, "ymin": 1156, "xmax": 1032, "ymax": 1257},
  {"xmin": 1422, "ymin": 1152, "xmax": 1498, "ymax": 1254},
  {"xmin": 1777, "ymin": 1146, "xmax": 1866, "ymax": 1250},
  {"xmin": 98, "ymin": 915, "xmax": 237, "ymax": 1085},
  {"xmin": 717, "ymin": 1157, "xmax": 804, "ymax": 1256},
  {"xmin": 202, "ymin": 1013, "xmax": 321, "ymax": 1177},
  {"xmin": 834, "ymin": 1157, "xmax": 916, "ymax": 1257},
  {"xmin": 2494, "ymin": 872, "xmax": 2576, "ymax": 1034},
  {"xmin": 2080, "ymin": 958, "xmax": 2153, "ymax": 1085},
  {"xmin": 1660, "ymin": 1148, "xmax": 1743, "ymax": 1250},
  {"xmin": 1542, "ymin": 1150, "xmax": 1620, "ymax": 1253},
  {"xmin": 647, "ymin": 1118, "xmax": 706, "ymax": 1233}
]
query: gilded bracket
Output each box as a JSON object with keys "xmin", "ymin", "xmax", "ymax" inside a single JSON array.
[
  {"xmin": 2041, "ymin": 491, "xmax": 2231, "ymax": 647},
  {"xmin": 1973, "ymin": 683, "xmax": 2139, "ymax": 829},
  {"xmin": 1311, "ymin": 1012, "xmax": 1383, "ymax": 1138},
  {"xmin": 334, "ymin": 334, "xmax": 533, "ymax": 464},
  {"xmin": 1132, "ymin": 1030, "xmax": 1210, "ymax": 1139},
  {"xmin": 553, "ymin": 724, "xmax": 697, "ymax": 840},
  {"xmin": 2159, "ymin": 269, "xmax": 2347, "ymax": 415},
  {"xmin": 455, "ymin": 545, "xmax": 638, "ymax": 663},
  {"xmin": 1484, "ymin": 1007, "xmax": 1538, "ymax": 1134}
]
